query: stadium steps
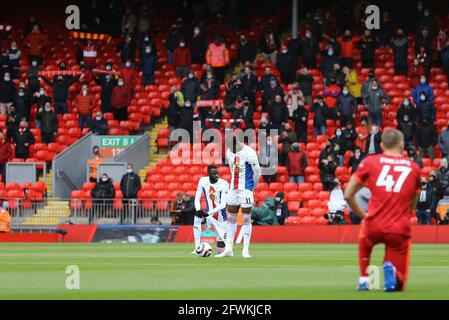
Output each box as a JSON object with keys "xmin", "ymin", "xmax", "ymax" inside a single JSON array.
[
  {"xmin": 44, "ymin": 169, "xmax": 53, "ymax": 197},
  {"xmin": 21, "ymin": 200, "xmax": 71, "ymax": 225}
]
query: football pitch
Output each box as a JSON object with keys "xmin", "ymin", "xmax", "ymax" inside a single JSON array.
[{"xmin": 0, "ymin": 243, "xmax": 448, "ymax": 300}]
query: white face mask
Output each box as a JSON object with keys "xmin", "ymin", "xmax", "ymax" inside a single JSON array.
[
  {"xmin": 39, "ymin": 90, "xmax": 45, "ymax": 95},
  {"xmin": 101, "ymin": 177, "xmax": 108, "ymax": 182},
  {"xmin": 125, "ymin": 62, "xmax": 131, "ymax": 67},
  {"xmin": 127, "ymin": 169, "xmax": 133, "ymax": 173},
  {"xmin": 95, "ymin": 116, "xmax": 102, "ymax": 121},
  {"xmin": 82, "ymin": 90, "xmax": 88, "ymax": 95},
  {"xmin": 343, "ymin": 89, "xmax": 349, "ymax": 95},
  {"xmin": 118, "ymin": 81, "xmax": 124, "ymax": 86},
  {"xmin": 45, "ymin": 107, "xmax": 51, "ymax": 112}
]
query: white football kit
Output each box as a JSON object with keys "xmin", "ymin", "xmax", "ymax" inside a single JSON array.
[{"xmin": 226, "ymin": 145, "xmax": 261, "ymax": 208}]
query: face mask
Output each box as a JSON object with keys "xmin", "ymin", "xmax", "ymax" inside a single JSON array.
[
  {"xmin": 424, "ymin": 11, "xmax": 429, "ymax": 17},
  {"xmin": 127, "ymin": 169, "xmax": 133, "ymax": 173},
  {"xmin": 126, "ymin": 62, "xmax": 131, "ymax": 67},
  {"xmin": 106, "ymin": 66, "xmax": 112, "ymax": 71},
  {"xmin": 372, "ymin": 86, "xmax": 378, "ymax": 90},
  {"xmin": 82, "ymin": 90, "xmax": 88, "ymax": 95},
  {"xmin": 343, "ymin": 89, "xmax": 349, "ymax": 95},
  {"xmin": 207, "ymin": 75, "xmax": 213, "ymax": 80},
  {"xmin": 118, "ymin": 81, "xmax": 124, "ymax": 86},
  {"xmin": 185, "ymin": 103, "xmax": 192, "ymax": 107},
  {"xmin": 336, "ymin": 131, "xmax": 342, "ymax": 137},
  {"xmin": 45, "ymin": 107, "xmax": 51, "ymax": 112},
  {"xmin": 281, "ymin": 49, "xmax": 287, "ymax": 54},
  {"xmin": 144, "ymin": 37, "xmax": 149, "ymax": 41},
  {"xmin": 267, "ymin": 140, "xmax": 272, "ymax": 146},
  {"xmin": 179, "ymin": 43, "xmax": 185, "ymax": 47},
  {"xmin": 328, "ymin": 50, "xmax": 333, "ymax": 56},
  {"xmin": 101, "ymin": 177, "xmax": 108, "ymax": 182},
  {"xmin": 421, "ymin": 78, "xmax": 426, "ymax": 84},
  {"xmin": 420, "ymin": 95, "xmax": 426, "ymax": 101},
  {"xmin": 19, "ymin": 92, "xmax": 24, "ymax": 97},
  {"xmin": 105, "ymin": 75, "xmax": 112, "ymax": 81},
  {"xmin": 40, "ymin": 90, "xmax": 45, "ymax": 95},
  {"xmin": 32, "ymin": 62, "xmax": 38, "ymax": 67},
  {"xmin": 96, "ymin": 116, "xmax": 102, "ymax": 121},
  {"xmin": 194, "ymin": 29, "xmax": 200, "ymax": 34},
  {"xmin": 403, "ymin": 100, "xmax": 409, "ymax": 106},
  {"xmin": 4, "ymin": 76, "xmax": 10, "ymax": 81},
  {"xmin": 188, "ymin": 73, "xmax": 194, "ymax": 79}
]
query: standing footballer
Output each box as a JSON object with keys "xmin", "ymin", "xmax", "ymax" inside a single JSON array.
[
  {"xmin": 345, "ymin": 129, "xmax": 421, "ymax": 292},
  {"xmin": 216, "ymin": 134, "xmax": 261, "ymax": 258}
]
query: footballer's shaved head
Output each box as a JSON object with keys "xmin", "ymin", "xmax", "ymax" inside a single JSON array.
[{"xmin": 381, "ymin": 128, "xmax": 404, "ymax": 153}]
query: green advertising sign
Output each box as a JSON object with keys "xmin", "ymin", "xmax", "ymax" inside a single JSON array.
[{"xmin": 99, "ymin": 136, "xmax": 140, "ymax": 157}]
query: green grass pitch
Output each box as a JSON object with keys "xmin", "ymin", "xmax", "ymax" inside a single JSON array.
[{"xmin": 0, "ymin": 243, "xmax": 448, "ymax": 300}]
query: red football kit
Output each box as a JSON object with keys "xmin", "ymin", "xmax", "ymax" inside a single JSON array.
[{"xmin": 354, "ymin": 153, "xmax": 421, "ymax": 290}]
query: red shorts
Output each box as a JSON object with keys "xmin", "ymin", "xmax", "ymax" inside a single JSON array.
[{"xmin": 358, "ymin": 225, "xmax": 411, "ymax": 291}]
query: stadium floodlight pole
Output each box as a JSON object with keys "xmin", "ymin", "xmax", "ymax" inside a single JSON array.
[{"xmin": 292, "ymin": 0, "xmax": 298, "ymax": 39}]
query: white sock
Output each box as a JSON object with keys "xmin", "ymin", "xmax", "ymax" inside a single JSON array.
[
  {"xmin": 226, "ymin": 222, "xmax": 237, "ymax": 251},
  {"xmin": 359, "ymin": 276, "xmax": 369, "ymax": 283},
  {"xmin": 242, "ymin": 223, "xmax": 252, "ymax": 251},
  {"xmin": 193, "ymin": 216, "xmax": 202, "ymax": 247}
]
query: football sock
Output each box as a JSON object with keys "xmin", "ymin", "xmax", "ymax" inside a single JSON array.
[
  {"xmin": 226, "ymin": 213, "xmax": 238, "ymax": 250},
  {"xmin": 242, "ymin": 214, "xmax": 252, "ymax": 251},
  {"xmin": 193, "ymin": 216, "xmax": 202, "ymax": 247}
]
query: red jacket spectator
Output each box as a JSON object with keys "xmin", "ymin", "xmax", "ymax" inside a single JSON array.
[
  {"xmin": 120, "ymin": 67, "xmax": 137, "ymax": 89},
  {"xmin": 337, "ymin": 36, "xmax": 358, "ymax": 59},
  {"xmin": 0, "ymin": 138, "xmax": 12, "ymax": 164},
  {"xmin": 323, "ymin": 84, "xmax": 341, "ymax": 108},
  {"xmin": 111, "ymin": 85, "xmax": 132, "ymax": 108},
  {"xmin": 83, "ymin": 42, "xmax": 98, "ymax": 67},
  {"xmin": 173, "ymin": 46, "xmax": 192, "ymax": 67},
  {"xmin": 287, "ymin": 149, "xmax": 307, "ymax": 176},
  {"xmin": 75, "ymin": 93, "xmax": 96, "ymax": 116},
  {"xmin": 24, "ymin": 29, "xmax": 48, "ymax": 56}
]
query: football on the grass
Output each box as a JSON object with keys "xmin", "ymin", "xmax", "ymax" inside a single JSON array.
[{"xmin": 195, "ymin": 243, "xmax": 212, "ymax": 257}]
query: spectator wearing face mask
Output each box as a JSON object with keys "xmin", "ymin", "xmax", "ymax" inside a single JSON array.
[
  {"xmin": 33, "ymin": 87, "xmax": 52, "ymax": 121},
  {"xmin": 93, "ymin": 64, "xmax": 117, "ymax": 114},
  {"xmin": 348, "ymin": 148, "xmax": 364, "ymax": 173},
  {"xmin": 111, "ymin": 78, "xmax": 132, "ymax": 121},
  {"xmin": 88, "ymin": 146, "xmax": 105, "ymax": 183},
  {"xmin": 140, "ymin": 45, "xmax": 157, "ymax": 85},
  {"xmin": 91, "ymin": 112, "xmax": 109, "ymax": 135},
  {"xmin": 268, "ymin": 95, "xmax": 289, "ymax": 134},
  {"xmin": 342, "ymin": 66, "xmax": 362, "ymax": 104},
  {"xmin": 284, "ymin": 83, "xmax": 305, "ymax": 118},
  {"xmin": 24, "ymin": 25, "xmax": 47, "ymax": 65},
  {"xmin": 397, "ymin": 98, "xmax": 417, "ymax": 127},
  {"xmin": 293, "ymin": 103, "xmax": 308, "ymax": 143},
  {"xmin": 259, "ymin": 134, "xmax": 277, "ymax": 183},
  {"xmin": 0, "ymin": 72, "xmax": 16, "ymax": 115},
  {"xmin": 416, "ymin": 176, "xmax": 436, "ymax": 225},
  {"xmin": 190, "ymin": 27, "xmax": 207, "ymax": 64},
  {"xmin": 75, "ymin": 85, "xmax": 95, "ymax": 130},
  {"xmin": 301, "ymin": 30, "xmax": 320, "ymax": 68},
  {"xmin": 8, "ymin": 42, "xmax": 21, "ymax": 79},
  {"xmin": 320, "ymin": 46, "xmax": 341, "ymax": 79},
  {"xmin": 416, "ymin": 92, "xmax": 435, "ymax": 124},
  {"xmin": 392, "ymin": 29, "xmax": 409, "ymax": 75},
  {"xmin": 365, "ymin": 124, "xmax": 382, "ymax": 155},
  {"xmin": 287, "ymin": 143, "xmax": 307, "ymax": 184},
  {"xmin": 206, "ymin": 37, "xmax": 230, "ymax": 84},
  {"xmin": 274, "ymin": 192, "xmax": 288, "ymax": 225},
  {"xmin": 120, "ymin": 60, "xmax": 137, "ymax": 91},
  {"xmin": 166, "ymin": 24, "xmax": 181, "ymax": 65},
  {"xmin": 279, "ymin": 123, "xmax": 296, "ymax": 166},
  {"xmin": 336, "ymin": 86, "xmax": 357, "ymax": 126},
  {"xmin": 13, "ymin": 88, "xmax": 32, "ymax": 121},
  {"xmin": 363, "ymin": 80, "xmax": 390, "ymax": 127},
  {"xmin": 139, "ymin": 34, "xmax": 157, "ymax": 59},
  {"xmin": 42, "ymin": 74, "xmax": 78, "ymax": 115},
  {"xmin": 259, "ymin": 28, "xmax": 280, "ymax": 65},
  {"xmin": 120, "ymin": 163, "xmax": 142, "ymax": 224},
  {"xmin": 397, "ymin": 113, "xmax": 416, "ymax": 149},
  {"xmin": 91, "ymin": 173, "xmax": 115, "ymax": 223},
  {"xmin": 413, "ymin": 76, "xmax": 434, "ymax": 104},
  {"xmin": 438, "ymin": 120, "xmax": 449, "ymax": 158},
  {"xmin": 323, "ymin": 78, "xmax": 340, "ymax": 120},
  {"xmin": 241, "ymin": 66, "xmax": 259, "ymax": 104},
  {"xmin": 36, "ymin": 102, "xmax": 58, "ymax": 144},
  {"xmin": 311, "ymin": 95, "xmax": 329, "ymax": 137},
  {"xmin": 237, "ymin": 35, "xmax": 257, "ymax": 65},
  {"xmin": 320, "ymin": 154, "xmax": 337, "ymax": 191},
  {"xmin": 0, "ymin": 132, "xmax": 12, "ymax": 181},
  {"xmin": 327, "ymin": 178, "xmax": 347, "ymax": 216},
  {"xmin": 297, "ymin": 68, "xmax": 314, "ymax": 106},
  {"xmin": 415, "ymin": 119, "xmax": 437, "ymax": 161},
  {"xmin": 12, "ymin": 121, "xmax": 35, "ymax": 159},
  {"xmin": 117, "ymin": 35, "xmax": 137, "ymax": 64},
  {"xmin": 330, "ymin": 128, "xmax": 348, "ymax": 159},
  {"xmin": 181, "ymin": 71, "xmax": 201, "ymax": 102},
  {"xmin": 173, "ymin": 41, "xmax": 191, "ymax": 78},
  {"xmin": 179, "ymin": 99, "xmax": 194, "ymax": 142},
  {"xmin": 1, "ymin": 49, "xmax": 11, "ymax": 80},
  {"xmin": 326, "ymin": 63, "xmax": 346, "ymax": 88},
  {"xmin": 276, "ymin": 45, "xmax": 297, "ymax": 84},
  {"xmin": 357, "ymin": 30, "xmax": 377, "ymax": 69},
  {"xmin": 336, "ymin": 30, "xmax": 356, "ymax": 67},
  {"xmin": 82, "ymin": 40, "xmax": 98, "ymax": 68}
]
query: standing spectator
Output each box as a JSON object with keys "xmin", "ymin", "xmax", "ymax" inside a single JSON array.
[
  {"xmin": 42, "ymin": 74, "xmax": 77, "ymax": 115},
  {"xmin": 259, "ymin": 28, "xmax": 280, "ymax": 65},
  {"xmin": 180, "ymin": 193, "xmax": 195, "ymax": 225},
  {"xmin": 13, "ymin": 87, "xmax": 32, "ymax": 121},
  {"xmin": 93, "ymin": 66, "xmax": 116, "ymax": 114},
  {"xmin": 379, "ymin": 12, "xmax": 394, "ymax": 47},
  {"xmin": 87, "ymin": 146, "xmax": 105, "ymax": 183},
  {"xmin": 311, "ymin": 95, "xmax": 329, "ymax": 137},
  {"xmin": 392, "ymin": 29, "xmax": 409, "ymax": 75},
  {"xmin": 190, "ymin": 26, "xmax": 207, "ymax": 64},
  {"xmin": 397, "ymin": 98, "xmax": 417, "ymax": 126},
  {"xmin": 415, "ymin": 27, "xmax": 433, "ymax": 55},
  {"xmin": 121, "ymin": 6, "xmax": 137, "ymax": 35},
  {"xmin": 441, "ymin": 38, "xmax": 449, "ymax": 85},
  {"xmin": 416, "ymin": 176, "xmax": 436, "ymax": 225},
  {"xmin": 416, "ymin": 92, "xmax": 435, "ymax": 123},
  {"xmin": 140, "ymin": 45, "xmax": 157, "ymax": 85},
  {"xmin": 365, "ymin": 124, "xmax": 382, "ymax": 155},
  {"xmin": 6, "ymin": 106, "xmax": 19, "ymax": 143},
  {"xmin": 260, "ymin": 134, "xmax": 277, "ymax": 183},
  {"xmin": 117, "ymin": 35, "xmax": 137, "ymax": 64},
  {"xmin": 287, "ymin": 143, "xmax": 307, "ymax": 184},
  {"xmin": 167, "ymin": 88, "xmax": 183, "ymax": 146},
  {"xmin": 75, "ymin": 85, "xmax": 95, "ymax": 130},
  {"xmin": 0, "ymin": 49, "xmax": 11, "ymax": 79},
  {"xmin": 297, "ymin": 68, "xmax": 314, "ymax": 106},
  {"xmin": 293, "ymin": 103, "xmax": 308, "ymax": 143},
  {"xmin": 276, "ymin": 45, "xmax": 297, "ymax": 84},
  {"xmin": 341, "ymin": 122, "xmax": 358, "ymax": 152},
  {"xmin": 343, "ymin": 66, "xmax": 362, "ymax": 104},
  {"xmin": 336, "ymin": 86, "xmax": 357, "ymax": 126},
  {"xmin": 181, "ymin": 71, "xmax": 201, "ymax": 102},
  {"xmin": 416, "ymin": 47, "xmax": 431, "ymax": 79},
  {"xmin": 259, "ymin": 66, "xmax": 278, "ymax": 111},
  {"xmin": 413, "ymin": 75, "xmax": 434, "ymax": 104},
  {"xmin": 274, "ymin": 192, "xmax": 288, "ymax": 225},
  {"xmin": 111, "ymin": 79, "xmax": 132, "ymax": 121},
  {"xmin": 397, "ymin": 113, "xmax": 416, "ymax": 149},
  {"xmin": 91, "ymin": 173, "xmax": 115, "ymax": 223},
  {"xmin": 320, "ymin": 154, "xmax": 337, "ymax": 191},
  {"xmin": 337, "ymin": 30, "xmax": 355, "ymax": 67},
  {"xmin": 179, "ymin": 100, "xmax": 194, "ymax": 142},
  {"xmin": 349, "ymin": 148, "xmax": 364, "ymax": 173},
  {"xmin": 262, "ymin": 78, "xmax": 284, "ymax": 113},
  {"xmin": 91, "ymin": 112, "xmax": 109, "ymax": 135},
  {"xmin": 363, "ymin": 80, "xmax": 390, "ymax": 126},
  {"xmin": 237, "ymin": 34, "xmax": 257, "ymax": 65},
  {"xmin": 284, "ymin": 83, "xmax": 305, "ymax": 118},
  {"xmin": 268, "ymin": 95, "xmax": 288, "ymax": 133},
  {"xmin": 24, "ymin": 25, "xmax": 47, "ymax": 65},
  {"xmin": 26, "ymin": 61, "xmax": 40, "ymax": 94},
  {"xmin": 358, "ymin": 29, "xmax": 376, "ymax": 69},
  {"xmin": 120, "ymin": 60, "xmax": 137, "ymax": 90},
  {"xmin": 170, "ymin": 193, "xmax": 185, "ymax": 225},
  {"xmin": 320, "ymin": 48, "xmax": 341, "ymax": 79},
  {"xmin": 0, "ymin": 72, "xmax": 16, "ymax": 115},
  {"xmin": 0, "ymin": 132, "xmax": 12, "ymax": 181},
  {"xmin": 416, "ymin": 119, "xmax": 437, "ymax": 161},
  {"xmin": 206, "ymin": 37, "xmax": 230, "ymax": 84},
  {"xmin": 120, "ymin": 164, "xmax": 142, "ymax": 224},
  {"xmin": 36, "ymin": 102, "xmax": 58, "ymax": 144},
  {"xmin": 8, "ymin": 42, "xmax": 21, "ymax": 79},
  {"xmin": 279, "ymin": 123, "xmax": 296, "ymax": 166},
  {"xmin": 12, "ymin": 121, "xmax": 34, "ymax": 159},
  {"xmin": 327, "ymin": 179, "xmax": 347, "ymax": 221},
  {"xmin": 241, "ymin": 65, "xmax": 259, "ymax": 104},
  {"xmin": 323, "ymin": 78, "xmax": 341, "ymax": 119},
  {"xmin": 82, "ymin": 40, "xmax": 97, "ymax": 68},
  {"xmin": 301, "ymin": 30, "xmax": 319, "ymax": 68},
  {"xmin": 173, "ymin": 41, "xmax": 191, "ymax": 78},
  {"xmin": 438, "ymin": 121, "xmax": 449, "ymax": 158},
  {"xmin": 166, "ymin": 24, "xmax": 181, "ymax": 65},
  {"xmin": 327, "ymin": 63, "xmax": 346, "ymax": 88}
]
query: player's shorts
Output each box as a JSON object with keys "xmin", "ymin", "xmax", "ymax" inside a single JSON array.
[{"xmin": 226, "ymin": 189, "xmax": 254, "ymax": 208}]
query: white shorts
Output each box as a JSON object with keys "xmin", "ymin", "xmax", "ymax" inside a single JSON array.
[{"xmin": 226, "ymin": 189, "xmax": 254, "ymax": 208}]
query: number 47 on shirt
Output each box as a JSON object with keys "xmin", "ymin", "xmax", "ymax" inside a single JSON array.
[{"xmin": 376, "ymin": 165, "xmax": 412, "ymax": 193}]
